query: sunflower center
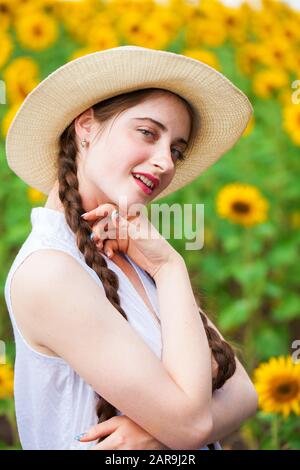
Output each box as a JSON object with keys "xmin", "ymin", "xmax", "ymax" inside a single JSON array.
[
  {"xmin": 231, "ymin": 201, "xmax": 250, "ymax": 214},
  {"xmin": 273, "ymin": 381, "xmax": 299, "ymax": 402},
  {"xmin": 0, "ymin": 5, "xmax": 8, "ymax": 13},
  {"xmin": 18, "ymin": 84, "xmax": 27, "ymax": 99},
  {"xmin": 274, "ymin": 50, "xmax": 283, "ymax": 60},
  {"xmin": 33, "ymin": 25, "xmax": 42, "ymax": 36},
  {"xmin": 226, "ymin": 17, "xmax": 236, "ymax": 26}
]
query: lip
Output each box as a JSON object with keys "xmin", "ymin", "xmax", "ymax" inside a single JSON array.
[
  {"xmin": 131, "ymin": 172, "xmax": 160, "ymax": 189},
  {"xmin": 132, "ymin": 174, "xmax": 154, "ymax": 195}
]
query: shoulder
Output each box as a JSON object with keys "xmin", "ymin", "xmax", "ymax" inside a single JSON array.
[
  {"xmin": 10, "ymin": 248, "xmax": 111, "ymax": 351},
  {"xmin": 11, "ymin": 248, "xmax": 99, "ymax": 306}
]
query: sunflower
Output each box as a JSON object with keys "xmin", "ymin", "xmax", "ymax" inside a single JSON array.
[
  {"xmin": 0, "ymin": 362, "xmax": 14, "ymax": 399},
  {"xmin": 15, "ymin": 10, "xmax": 58, "ymax": 51},
  {"xmin": 0, "ymin": 31, "xmax": 13, "ymax": 68},
  {"xmin": 86, "ymin": 23, "xmax": 119, "ymax": 50},
  {"xmin": 187, "ymin": 18, "xmax": 226, "ymax": 48},
  {"xmin": 236, "ymin": 43, "xmax": 263, "ymax": 77},
  {"xmin": 278, "ymin": 88, "xmax": 294, "ymax": 107},
  {"xmin": 252, "ymin": 68, "xmax": 289, "ymax": 99},
  {"xmin": 216, "ymin": 183, "xmax": 269, "ymax": 227},
  {"xmin": 3, "ymin": 56, "xmax": 39, "ymax": 82},
  {"xmin": 117, "ymin": 10, "xmax": 146, "ymax": 44},
  {"xmin": 220, "ymin": 4, "xmax": 248, "ymax": 45},
  {"xmin": 280, "ymin": 18, "xmax": 300, "ymax": 45},
  {"xmin": 251, "ymin": 10, "xmax": 280, "ymax": 41},
  {"xmin": 253, "ymin": 356, "xmax": 300, "ymax": 418},
  {"xmin": 0, "ymin": 0, "xmax": 12, "ymax": 31},
  {"xmin": 259, "ymin": 36, "xmax": 292, "ymax": 71},
  {"xmin": 1, "ymin": 101, "xmax": 22, "ymax": 139},
  {"xmin": 55, "ymin": 0, "xmax": 98, "ymax": 44},
  {"xmin": 3, "ymin": 57, "xmax": 40, "ymax": 105},
  {"xmin": 242, "ymin": 115, "xmax": 255, "ymax": 137},
  {"xmin": 184, "ymin": 0, "xmax": 226, "ymax": 48},
  {"xmin": 152, "ymin": 5, "xmax": 182, "ymax": 40},
  {"xmin": 183, "ymin": 48, "xmax": 221, "ymax": 71},
  {"xmin": 27, "ymin": 187, "xmax": 46, "ymax": 204}
]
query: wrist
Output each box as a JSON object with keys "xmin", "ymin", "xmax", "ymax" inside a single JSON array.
[{"xmin": 153, "ymin": 253, "xmax": 185, "ymax": 283}]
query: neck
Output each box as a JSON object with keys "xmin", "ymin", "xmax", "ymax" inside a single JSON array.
[{"xmin": 44, "ymin": 181, "xmax": 65, "ymax": 213}]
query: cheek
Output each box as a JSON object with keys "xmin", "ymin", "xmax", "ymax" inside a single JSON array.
[
  {"xmin": 84, "ymin": 151, "xmax": 104, "ymax": 176},
  {"xmin": 111, "ymin": 137, "xmax": 147, "ymax": 171}
]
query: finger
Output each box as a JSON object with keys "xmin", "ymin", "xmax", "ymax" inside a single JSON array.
[
  {"xmin": 81, "ymin": 203, "xmax": 118, "ymax": 221},
  {"xmin": 91, "ymin": 221, "xmax": 117, "ymax": 242},
  {"xmin": 103, "ymin": 239, "xmax": 119, "ymax": 258},
  {"xmin": 112, "ymin": 214, "xmax": 129, "ymax": 253},
  {"xmin": 89, "ymin": 431, "xmax": 121, "ymax": 450},
  {"xmin": 96, "ymin": 241, "xmax": 120, "ymax": 258},
  {"xmin": 95, "ymin": 240, "xmax": 104, "ymax": 252},
  {"xmin": 91, "ymin": 228, "xmax": 118, "ymax": 247},
  {"xmin": 79, "ymin": 417, "xmax": 120, "ymax": 442}
]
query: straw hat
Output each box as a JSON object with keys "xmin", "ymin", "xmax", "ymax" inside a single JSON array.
[{"xmin": 5, "ymin": 45, "xmax": 253, "ymax": 202}]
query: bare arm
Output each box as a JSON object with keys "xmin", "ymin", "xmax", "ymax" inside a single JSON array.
[
  {"xmin": 15, "ymin": 250, "xmax": 212, "ymax": 450},
  {"xmin": 155, "ymin": 260, "xmax": 213, "ymax": 444},
  {"xmin": 207, "ymin": 358, "xmax": 259, "ymax": 445}
]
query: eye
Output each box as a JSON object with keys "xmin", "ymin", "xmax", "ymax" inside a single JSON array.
[
  {"xmin": 138, "ymin": 128, "xmax": 187, "ymax": 162},
  {"xmin": 138, "ymin": 128, "xmax": 155, "ymax": 138},
  {"xmin": 172, "ymin": 148, "xmax": 186, "ymax": 162}
]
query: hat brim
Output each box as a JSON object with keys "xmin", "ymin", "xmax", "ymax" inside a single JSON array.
[{"xmin": 5, "ymin": 45, "xmax": 253, "ymax": 201}]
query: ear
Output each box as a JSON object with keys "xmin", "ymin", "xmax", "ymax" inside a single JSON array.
[{"xmin": 74, "ymin": 107, "xmax": 95, "ymax": 143}]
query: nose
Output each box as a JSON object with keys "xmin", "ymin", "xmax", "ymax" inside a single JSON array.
[{"xmin": 150, "ymin": 144, "xmax": 175, "ymax": 174}]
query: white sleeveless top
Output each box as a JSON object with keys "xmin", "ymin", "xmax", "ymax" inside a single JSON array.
[{"xmin": 4, "ymin": 207, "xmax": 221, "ymax": 450}]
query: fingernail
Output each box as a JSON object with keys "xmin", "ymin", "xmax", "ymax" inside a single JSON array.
[
  {"xmin": 89, "ymin": 232, "xmax": 95, "ymax": 241},
  {"xmin": 105, "ymin": 249, "xmax": 112, "ymax": 258},
  {"xmin": 81, "ymin": 213, "xmax": 87, "ymax": 218},
  {"xmin": 74, "ymin": 432, "xmax": 87, "ymax": 441}
]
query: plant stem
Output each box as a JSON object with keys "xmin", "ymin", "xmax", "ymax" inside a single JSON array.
[{"xmin": 271, "ymin": 414, "xmax": 280, "ymax": 449}]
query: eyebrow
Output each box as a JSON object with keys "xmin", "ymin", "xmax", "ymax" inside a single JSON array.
[{"xmin": 132, "ymin": 117, "xmax": 188, "ymax": 146}]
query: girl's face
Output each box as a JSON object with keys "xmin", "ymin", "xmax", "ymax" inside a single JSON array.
[{"xmin": 75, "ymin": 93, "xmax": 191, "ymax": 212}]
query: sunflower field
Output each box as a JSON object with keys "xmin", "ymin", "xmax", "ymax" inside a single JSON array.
[{"xmin": 0, "ymin": 0, "xmax": 300, "ymax": 451}]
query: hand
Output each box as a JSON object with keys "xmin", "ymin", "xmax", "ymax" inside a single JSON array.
[
  {"xmin": 81, "ymin": 203, "xmax": 181, "ymax": 278},
  {"xmin": 81, "ymin": 203, "xmax": 121, "ymax": 255},
  {"xmin": 77, "ymin": 415, "xmax": 171, "ymax": 450}
]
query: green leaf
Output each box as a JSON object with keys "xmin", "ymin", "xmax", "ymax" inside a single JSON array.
[
  {"xmin": 218, "ymin": 298, "xmax": 256, "ymax": 332},
  {"xmin": 254, "ymin": 326, "xmax": 289, "ymax": 360},
  {"xmin": 272, "ymin": 295, "xmax": 300, "ymax": 321},
  {"xmin": 285, "ymin": 440, "xmax": 300, "ymax": 450},
  {"xmin": 264, "ymin": 282, "xmax": 284, "ymax": 299},
  {"xmin": 268, "ymin": 243, "xmax": 298, "ymax": 268},
  {"xmin": 230, "ymin": 261, "xmax": 267, "ymax": 291}
]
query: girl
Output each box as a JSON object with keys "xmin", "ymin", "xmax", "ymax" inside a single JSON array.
[{"xmin": 4, "ymin": 46, "xmax": 258, "ymax": 450}]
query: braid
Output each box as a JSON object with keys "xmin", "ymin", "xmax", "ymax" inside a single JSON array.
[
  {"xmin": 198, "ymin": 309, "xmax": 236, "ymax": 391},
  {"xmin": 57, "ymin": 124, "xmax": 126, "ymax": 439}
]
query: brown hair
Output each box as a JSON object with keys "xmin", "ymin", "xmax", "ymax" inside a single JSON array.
[{"xmin": 57, "ymin": 88, "xmax": 236, "ymax": 445}]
